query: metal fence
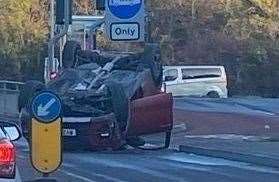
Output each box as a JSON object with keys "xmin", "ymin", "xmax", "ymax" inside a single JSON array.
[{"xmin": 0, "ymin": 80, "xmax": 24, "ymax": 117}]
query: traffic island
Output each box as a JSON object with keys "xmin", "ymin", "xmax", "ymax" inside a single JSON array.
[{"xmin": 178, "ymin": 137, "xmax": 279, "ymax": 169}]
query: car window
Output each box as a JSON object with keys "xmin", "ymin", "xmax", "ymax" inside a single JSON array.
[
  {"xmin": 0, "ymin": 128, "xmax": 7, "ymax": 139},
  {"xmin": 182, "ymin": 68, "xmax": 222, "ymax": 80},
  {"xmin": 164, "ymin": 69, "xmax": 178, "ymax": 82}
]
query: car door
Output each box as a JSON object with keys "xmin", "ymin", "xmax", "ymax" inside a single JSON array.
[{"xmin": 127, "ymin": 92, "xmax": 173, "ymax": 136}]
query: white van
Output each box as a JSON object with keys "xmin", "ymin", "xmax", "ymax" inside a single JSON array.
[{"xmin": 163, "ymin": 66, "xmax": 228, "ymax": 98}]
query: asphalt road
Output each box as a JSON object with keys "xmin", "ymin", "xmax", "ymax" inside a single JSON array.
[
  {"xmin": 2, "ymin": 92, "xmax": 279, "ymax": 182},
  {"xmin": 174, "ymin": 97, "xmax": 279, "ymax": 116},
  {"xmin": 173, "ymin": 97, "xmax": 279, "ymax": 136},
  {"xmin": 15, "ymin": 139, "xmax": 279, "ymax": 182}
]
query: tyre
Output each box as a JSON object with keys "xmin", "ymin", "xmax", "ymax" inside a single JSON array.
[
  {"xmin": 149, "ymin": 61, "xmax": 163, "ymax": 88},
  {"xmin": 207, "ymin": 91, "xmax": 220, "ymax": 98},
  {"xmin": 62, "ymin": 41, "xmax": 81, "ymax": 68},
  {"xmin": 127, "ymin": 136, "xmax": 146, "ymax": 147},
  {"xmin": 142, "ymin": 44, "xmax": 163, "ymax": 88},
  {"xmin": 18, "ymin": 80, "xmax": 46, "ymax": 112},
  {"xmin": 106, "ymin": 82, "xmax": 128, "ymax": 131}
]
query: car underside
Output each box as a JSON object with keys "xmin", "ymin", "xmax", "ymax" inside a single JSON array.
[{"xmin": 19, "ymin": 44, "xmax": 173, "ymax": 151}]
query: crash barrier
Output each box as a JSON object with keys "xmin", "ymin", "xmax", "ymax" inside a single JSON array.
[{"xmin": 0, "ymin": 80, "xmax": 24, "ymax": 116}]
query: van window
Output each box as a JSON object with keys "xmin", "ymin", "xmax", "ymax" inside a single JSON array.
[
  {"xmin": 182, "ymin": 68, "xmax": 222, "ymax": 80},
  {"xmin": 164, "ymin": 69, "xmax": 178, "ymax": 82}
]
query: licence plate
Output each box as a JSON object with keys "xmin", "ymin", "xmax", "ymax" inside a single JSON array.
[{"xmin": 63, "ymin": 129, "xmax": 77, "ymax": 136}]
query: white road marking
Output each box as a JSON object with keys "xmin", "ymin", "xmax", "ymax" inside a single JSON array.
[
  {"xmin": 174, "ymin": 123, "xmax": 187, "ymax": 129},
  {"xmin": 184, "ymin": 134, "xmax": 270, "ymax": 141},
  {"xmin": 174, "ymin": 123, "xmax": 187, "ymax": 132},
  {"xmin": 78, "ymin": 156, "xmax": 187, "ymax": 182},
  {"xmin": 61, "ymin": 168, "xmax": 126, "ymax": 182},
  {"xmin": 84, "ymin": 173, "xmax": 127, "ymax": 182},
  {"xmin": 60, "ymin": 170, "xmax": 97, "ymax": 182},
  {"xmin": 162, "ymin": 153, "xmax": 279, "ymax": 174},
  {"xmin": 62, "ymin": 163, "xmax": 76, "ymax": 168},
  {"xmin": 255, "ymin": 111, "xmax": 275, "ymax": 116}
]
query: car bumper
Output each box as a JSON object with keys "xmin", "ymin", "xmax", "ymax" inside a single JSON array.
[
  {"xmin": 62, "ymin": 114, "xmax": 123, "ymax": 151},
  {"xmin": 62, "ymin": 118, "xmax": 92, "ymax": 150}
]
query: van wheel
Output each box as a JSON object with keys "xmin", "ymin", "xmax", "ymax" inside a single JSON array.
[{"xmin": 207, "ymin": 91, "xmax": 220, "ymax": 98}]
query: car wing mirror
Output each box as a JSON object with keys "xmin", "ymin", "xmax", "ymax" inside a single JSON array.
[
  {"xmin": 0, "ymin": 122, "xmax": 22, "ymax": 141},
  {"xmin": 4, "ymin": 126, "xmax": 21, "ymax": 141}
]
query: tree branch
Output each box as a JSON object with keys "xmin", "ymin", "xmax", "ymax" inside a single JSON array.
[{"xmin": 241, "ymin": 0, "xmax": 269, "ymax": 18}]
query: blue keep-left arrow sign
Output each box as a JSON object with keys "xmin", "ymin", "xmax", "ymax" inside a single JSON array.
[{"xmin": 31, "ymin": 91, "xmax": 62, "ymax": 123}]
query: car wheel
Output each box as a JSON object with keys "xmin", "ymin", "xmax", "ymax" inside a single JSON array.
[
  {"xmin": 141, "ymin": 44, "xmax": 163, "ymax": 88},
  {"xmin": 106, "ymin": 82, "xmax": 128, "ymax": 131},
  {"xmin": 207, "ymin": 91, "xmax": 220, "ymax": 98},
  {"xmin": 18, "ymin": 80, "xmax": 46, "ymax": 112},
  {"xmin": 62, "ymin": 41, "xmax": 81, "ymax": 68},
  {"xmin": 148, "ymin": 61, "xmax": 163, "ymax": 88},
  {"xmin": 127, "ymin": 136, "xmax": 146, "ymax": 147}
]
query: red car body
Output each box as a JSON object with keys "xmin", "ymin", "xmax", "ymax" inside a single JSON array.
[
  {"xmin": 61, "ymin": 92, "xmax": 173, "ymax": 151},
  {"xmin": 20, "ymin": 47, "xmax": 174, "ymax": 151}
]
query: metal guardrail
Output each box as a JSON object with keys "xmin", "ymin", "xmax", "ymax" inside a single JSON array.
[
  {"xmin": 0, "ymin": 80, "xmax": 24, "ymax": 117},
  {"xmin": 0, "ymin": 80, "xmax": 24, "ymax": 92}
]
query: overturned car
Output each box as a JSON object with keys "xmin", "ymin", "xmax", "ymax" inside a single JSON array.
[{"xmin": 18, "ymin": 44, "xmax": 173, "ymax": 150}]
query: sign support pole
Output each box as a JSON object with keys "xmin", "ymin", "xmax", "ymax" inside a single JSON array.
[
  {"xmin": 47, "ymin": 0, "xmax": 71, "ymax": 83},
  {"xmin": 50, "ymin": 0, "xmax": 55, "ymax": 71},
  {"xmin": 145, "ymin": 0, "xmax": 152, "ymax": 43}
]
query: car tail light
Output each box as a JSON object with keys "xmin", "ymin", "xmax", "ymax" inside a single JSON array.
[{"xmin": 0, "ymin": 139, "xmax": 15, "ymax": 178}]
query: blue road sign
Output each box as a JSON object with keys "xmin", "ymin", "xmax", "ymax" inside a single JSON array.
[
  {"xmin": 108, "ymin": 0, "xmax": 142, "ymax": 19},
  {"xmin": 31, "ymin": 91, "xmax": 62, "ymax": 123}
]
